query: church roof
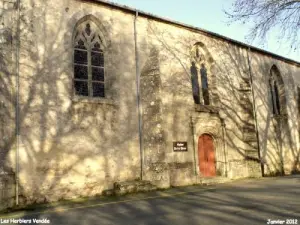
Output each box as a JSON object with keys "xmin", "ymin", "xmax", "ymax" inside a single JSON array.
[{"xmin": 86, "ymin": 0, "xmax": 300, "ymax": 66}]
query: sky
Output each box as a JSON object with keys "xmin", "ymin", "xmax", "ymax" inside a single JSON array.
[{"xmin": 110, "ymin": 0, "xmax": 299, "ymax": 62}]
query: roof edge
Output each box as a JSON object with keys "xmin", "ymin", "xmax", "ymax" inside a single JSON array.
[{"xmin": 83, "ymin": 0, "xmax": 300, "ymax": 66}]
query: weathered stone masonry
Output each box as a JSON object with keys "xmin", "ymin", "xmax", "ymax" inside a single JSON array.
[
  {"xmin": 0, "ymin": 0, "xmax": 17, "ymax": 210},
  {"xmin": 0, "ymin": 0, "xmax": 299, "ymax": 210}
]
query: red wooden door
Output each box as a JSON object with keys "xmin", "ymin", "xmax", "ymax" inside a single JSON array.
[{"xmin": 198, "ymin": 134, "xmax": 216, "ymax": 177}]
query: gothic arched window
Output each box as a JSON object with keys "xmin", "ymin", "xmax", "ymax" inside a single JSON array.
[
  {"xmin": 190, "ymin": 61, "xmax": 200, "ymax": 104},
  {"xmin": 190, "ymin": 43, "xmax": 213, "ymax": 106},
  {"xmin": 269, "ymin": 66, "xmax": 286, "ymax": 115},
  {"xmin": 200, "ymin": 63, "xmax": 210, "ymax": 105},
  {"xmin": 73, "ymin": 21, "xmax": 105, "ymax": 97}
]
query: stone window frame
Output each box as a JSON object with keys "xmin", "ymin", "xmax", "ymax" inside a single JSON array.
[
  {"xmin": 268, "ymin": 65, "xmax": 287, "ymax": 116},
  {"xmin": 190, "ymin": 42, "xmax": 216, "ymax": 106},
  {"xmin": 73, "ymin": 18, "xmax": 107, "ymax": 99}
]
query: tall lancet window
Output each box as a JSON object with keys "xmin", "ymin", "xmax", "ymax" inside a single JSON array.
[
  {"xmin": 269, "ymin": 65, "xmax": 286, "ymax": 115},
  {"xmin": 200, "ymin": 63, "xmax": 209, "ymax": 105},
  {"xmin": 190, "ymin": 61, "xmax": 200, "ymax": 104},
  {"xmin": 73, "ymin": 21, "xmax": 105, "ymax": 97}
]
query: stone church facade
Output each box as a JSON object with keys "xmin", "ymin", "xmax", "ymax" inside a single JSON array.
[{"xmin": 0, "ymin": 0, "xmax": 299, "ymax": 209}]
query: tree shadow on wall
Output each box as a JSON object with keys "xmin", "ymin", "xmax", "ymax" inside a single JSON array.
[
  {"xmin": 145, "ymin": 21, "xmax": 300, "ymax": 177},
  {"xmin": 0, "ymin": 1, "xmax": 146, "ymax": 208}
]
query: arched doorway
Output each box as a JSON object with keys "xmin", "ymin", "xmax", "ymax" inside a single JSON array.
[{"xmin": 198, "ymin": 134, "xmax": 216, "ymax": 177}]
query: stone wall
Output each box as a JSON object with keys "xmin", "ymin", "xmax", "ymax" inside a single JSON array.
[
  {"xmin": 250, "ymin": 53, "xmax": 300, "ymax": 176},
  {"xmin": 169, "ymin": 162, "xmax": 194, "ymax": 187},
  {"xmin": 0, "ymin": 0, "xmax": 299, "ymax": 210},
  {"xmin": 140, "ymin": 46, "xmax": 169, "ymax": 188},
  {"xmin": 0, "ymin": 0, "xmax": 16, "ymax": 181},
  {"xmin": 6, "ymin": 0, "xmax": 142, "ymax": 206},
  {"xmin": 0, "ymin": 173, "xmax": 15, "ymax": 212}
]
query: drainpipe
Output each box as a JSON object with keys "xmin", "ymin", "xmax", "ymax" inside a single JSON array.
[
  {"xmin": 134, "ymin": 11, "xmax": 143, "ymax": 180},
  {"xmin": 246, "ymin": 47, "xmax": 263, "ymax": 176},
  {"xmin": 15, "ymin": 0, "xmax": 21, "ymax": 205}
]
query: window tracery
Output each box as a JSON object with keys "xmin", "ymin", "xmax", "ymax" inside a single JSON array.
[
  {"xmin": 73, "ymin": 21, "xmax": 105, "ymax": 97},
  {"xmin": 190, "ymin": 44, "xmax": 211, "ymax": 105}
]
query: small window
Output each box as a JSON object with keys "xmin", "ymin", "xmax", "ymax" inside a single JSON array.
[{"xmin": 73, "ymin": 22, "xmax": 105, "ymax": 97}]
